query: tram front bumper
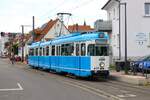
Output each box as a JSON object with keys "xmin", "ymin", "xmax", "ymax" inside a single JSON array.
[{"xmin": 91, "ymin": 70, "xmax": 109, "ymax": 77}]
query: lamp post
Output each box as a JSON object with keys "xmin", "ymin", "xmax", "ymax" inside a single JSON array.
[
  {"xmin": 124, "ymin": 3, "xmax": 128, "ymax": 74},
  {"xmin": 116, "ymin": 0, "xmax": 128, "ymax": 74},
  {"xmin": 21, "ymin": 25, "xmax": 24, "ymax": 62}
]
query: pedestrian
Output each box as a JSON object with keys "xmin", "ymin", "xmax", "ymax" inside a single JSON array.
[
  {"xmin": 10, "ymin": 53, "xmax": 15, "ymax": 64},
  {"xmin": 25, "ymin": 54, "xmax": 28, "ymax": 64}
]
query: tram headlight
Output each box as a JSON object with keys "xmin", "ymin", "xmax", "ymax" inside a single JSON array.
[{"xmin": 99, "ymin": 62, "xmax": 105, "ymax": 68}]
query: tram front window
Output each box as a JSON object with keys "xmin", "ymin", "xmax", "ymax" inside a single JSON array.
[{"xmin": 88, "ymin": 44, "xmax": 108, "ymax": 56}]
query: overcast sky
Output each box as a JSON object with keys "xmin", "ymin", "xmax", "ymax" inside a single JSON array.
[{"xmin": 0, "ymin": 0, "xmax": 108, "ymax": 33}]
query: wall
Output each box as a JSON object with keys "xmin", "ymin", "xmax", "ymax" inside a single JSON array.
[
  {"xmin": 44, "ymin": 20, "xmax": 70, "ymax": 40},
  {"xmin": 0, "ymin": 34, "xmax": 9, "ymax": 56},
  {"xmin": 106, "ymin": 0, "xmax": 150, "ymax": 60},
  {"xmin": 121, "ymin": 0, "xmax": 150, "ymax": 59}
]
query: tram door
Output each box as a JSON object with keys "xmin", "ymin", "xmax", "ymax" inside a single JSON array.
[
  {"xmin": 76, "ymin": 43, "xmax": 87, "ymax": 76},
  {"xmin": 76, "ymin": 43, "xmax": 81, "ymax": 76}
]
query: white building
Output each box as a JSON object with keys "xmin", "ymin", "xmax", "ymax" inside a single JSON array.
[
  {"xmin": 102, "ymin": 0, "xmax": 150, "ymax": 61},
  {"xmin": 0, "ymin": 32, "xmax": 9, "ymax": 56},
  {"xmin": 43, "ymin": 19, "xmax": 70, "ymax": 40},
  {"xmin": 34, "ymin": 19, "xmax": 70, "ymax": 42}
]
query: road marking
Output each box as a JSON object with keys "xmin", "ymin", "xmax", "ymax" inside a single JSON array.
[
  {"xmin": 0, "ymin": 83, "xmax": 23, "ymax": 92},
  {"xmin": 126, "ymin": 94, "xmax": 136, "ymax": 97},
  {"xmin": 117, "ymin": 95, "xmax": 126, "ymax": 98},
  {"xmin": 117, "ymin": 94, "xmax": 136, "ymax": 98},
  {"xmin": 17, "ymin": 83, "xmax": 23, "ymax": 90},
  {"xmin": 62, "ymin": 81, "xmax": 124, "ymax": 100}
]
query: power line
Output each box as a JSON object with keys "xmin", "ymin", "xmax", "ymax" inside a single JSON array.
[
  {"xmin": 69, "ymin": 0, "xmax": 96, "ymax": 13},
  {"xmin": 39, "ymin": 0, "xmax": 66, "ymax": 19},
  {"xmin": 41, "ymin": 0, "xmax": 93, "ymax": 19},
  {"xmin": 38, "ymin": 0, "xmax": 96, "ymax": 28}
]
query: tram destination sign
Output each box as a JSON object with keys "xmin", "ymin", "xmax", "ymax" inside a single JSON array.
[{"xmin": 95, "ymin": 39, "xmax": 108, "ymax": 44}]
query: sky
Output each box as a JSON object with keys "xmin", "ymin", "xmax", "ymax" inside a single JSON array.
[{"xmin": 0, "ymin": 0, "xmax": 108, "ymax": 33}]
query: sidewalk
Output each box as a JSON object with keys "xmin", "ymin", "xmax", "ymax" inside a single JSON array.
[
  {"xmin": 110, "ymin": 70, "xmax": 150, "ymax": 85},
  {"xmin": 0, "ymin": 58, "xmax": 27, "ymax": 65}
]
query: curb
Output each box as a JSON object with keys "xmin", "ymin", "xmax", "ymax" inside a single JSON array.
[{"xmin": 109, "ymin": 74, "xmax": 150, "ymax": 85}]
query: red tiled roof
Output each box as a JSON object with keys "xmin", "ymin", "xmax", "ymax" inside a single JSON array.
[
  {"xmin": 34, "ymin": 19, "xmax": 58, "ymax": 42},
  {"xmin": 68, "ymin": 24, "xmax": 93, "ymax": 32},
  {"xmin": 34, "ymin": 28, "xmax": 42, "ymax": 35}
]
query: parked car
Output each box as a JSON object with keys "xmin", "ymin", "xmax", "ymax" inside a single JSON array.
[
  {"xmin": 130, "ymin": 55, "xmax": 150, "ymax": 72},
  {"xmin": 139, "ymin": 61, "xmax": 150, "ymax": 73},
  {"xmin": 15, "ymin": 55, "xmax": 21, "ymax": 61}
]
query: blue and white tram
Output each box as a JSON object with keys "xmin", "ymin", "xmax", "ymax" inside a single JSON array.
[{"xmin": 28, "ymin": 32, "xmax": 110, "ymax": 78}]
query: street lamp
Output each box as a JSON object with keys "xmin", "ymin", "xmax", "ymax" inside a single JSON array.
[{"xmin": 116, "ymin": 0, "xmax": 128, "ymax": 74}]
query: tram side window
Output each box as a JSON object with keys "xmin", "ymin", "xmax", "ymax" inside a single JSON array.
[
  {"xmin": 96, "ymin": 46, "xmax": 108, "ymax": 56},
  {"xmin": 61, "ymin": 44, "xmax": 65, "ymax": 56},
  {"xmin": 88, "ymin": 44, "xmax": 108, "ymax": 56},
  {"xmin": 61, "ymin": 44, "xmax": 74, "ymax": 56},
  {"xmin": 81, "ymin": 43, "xmax": 86, "ymax": 56},
  {"xmin": 56, "ymin": 46, "xmax": 60, "ymax": 56},
  {"xmin": 76, "ymin": 44, "xmax": 80, "ymax": 56},
  {"xmin": 46, "ymin": 46, "xmax": 49, "ymax": 56},
  {"xmin": 52, "ymin": 46, "xmax": 55, "ymax": 56},
  {"xmin": 36, "ymin": 48, "xmax": 38, "ymax": 56},
  {"xmin": 59, "ymin": 46, "xmax": 61, "ymax": 55},
  {"xmin": 29, "ymin": 49, "xmax": 34, "ymax": 56},
  {"xmin": 43, "ymin": 48, "xmax": 45, "ymax": 56},
  {"xmin": 68, "ymin": 43, "xmax": 74, "ymax": 56},
  {"xmin": 88, "ymin": 44, "xmax": 95, "ymax": 56},
  {"xmin": 39, "ymin": 47, "xmax": 42, "ymax": 56},
  {"xmin": 57, "ymin": 46, "xmax": 61, "ymax": 56}
]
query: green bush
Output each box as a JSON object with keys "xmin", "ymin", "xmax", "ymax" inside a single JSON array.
[{"xmin": 109, "ymin": 64, "xmax": 116, "ymax": 70}]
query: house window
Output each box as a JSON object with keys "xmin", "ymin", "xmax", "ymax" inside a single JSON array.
[{"xmin": 145, "ymin": 3, "xmax": 150, "ymax": 15}]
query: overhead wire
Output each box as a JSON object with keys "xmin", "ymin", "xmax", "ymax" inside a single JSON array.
[
  {"xmin": 41, "ymin": 0, "xmax": 93, "ymax": 19},
  {"xmin": 68, "ymin": 0, "xmax": 96, "ymax": 25},
  {"xmin": 39, "ymin": 0, "xmax": 67, "ymax": 19},
  {"xmin": 69, "ymin": 0, "xmax": 96, "ymax": 13},
  {"xmin": 39, "ymin": 0, "xmax": 97, "ymax": 29}
]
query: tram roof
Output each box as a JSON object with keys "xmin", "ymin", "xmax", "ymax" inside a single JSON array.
[
  {"xmin": 28, "ymin": 42, "xmax": 41, "ymax": 48},
  {"xmin": 29, "ymin": 32, "xmax": 109, "ymax": 47},
  {"xmin": 51, "ymin": 32, "xmax": 109, "ymax": 45}
]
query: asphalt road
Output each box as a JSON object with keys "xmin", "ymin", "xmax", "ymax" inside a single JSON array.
[{"xmin": 0, "ymin": 58, "xmax": 150, "ymax": 100}]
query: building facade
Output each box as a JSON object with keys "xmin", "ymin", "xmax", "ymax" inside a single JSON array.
[
  {"xmin": 102, "ymin": 0, "xmax": 150, "ymax": 61},
  {"xmin": 0, "ymin": 32, "xmax": 10, "ymax": 56},
  {"xmin": 34, "ymin": 19, "xmax": 70, "ymax": 42}
]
